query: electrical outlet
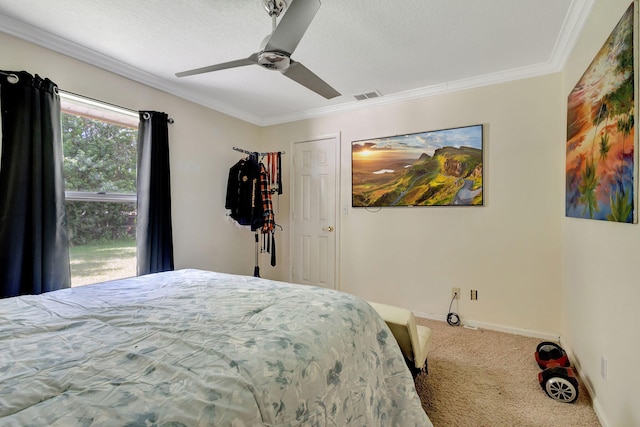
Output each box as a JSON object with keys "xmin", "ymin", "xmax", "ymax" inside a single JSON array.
[
  {"xmin": 471, "ymin": 290, "xmax": 478, "ymax": 300},
  {"xmin": 451, "ymin": 287, "xmax": 460, "ymax": 300},
  {"xmin": 601, "ymin": 356, "xmax": 607, "ymax": 380}
]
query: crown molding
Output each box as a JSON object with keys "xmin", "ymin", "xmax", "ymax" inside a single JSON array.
[
  {"xmin": 261, "ymin": 61, "xmax": 561, "ymax": 126},
  {"xmin": 0, "ymin": 13, "xmax": 264, "ymax": 125},
  {"xmin": 548, "ymin": 0, "xmax": 597, "ymax": 71},
  {"xmin": 0, "ymin": 0, "xmax": 595, "ymax": 128},
  {"xmin": 259, "ymin": 0, "xmax": 597, "ymax": 126}
]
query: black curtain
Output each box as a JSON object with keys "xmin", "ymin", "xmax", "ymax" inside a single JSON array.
[
  {"xmin": 0, "ymin": 71, "xmax": 71, "ymax": 297},
  {"xmin": 137, "ymin": 111, "xmax": 174, "ymax": 275}
]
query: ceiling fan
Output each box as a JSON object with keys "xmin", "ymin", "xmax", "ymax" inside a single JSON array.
[{"xmin": 175, "ymin": 0, "xmax": 340, "ymax": 99}]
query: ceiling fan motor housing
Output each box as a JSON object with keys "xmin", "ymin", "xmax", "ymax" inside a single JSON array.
[
  {"xmin": 263, "ymin": 0, "xmax": 287, "ymax": 17},
  {"xmin": 258, "ymin": 51, "xmax": 291, "ymax": 71}
]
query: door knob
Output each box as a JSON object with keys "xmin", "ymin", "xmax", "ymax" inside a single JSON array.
[{"xmin": 324, "ymin": 226, "xmax": 334, "ymax": 232}]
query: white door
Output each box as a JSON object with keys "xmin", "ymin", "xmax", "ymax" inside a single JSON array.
[{"xmin": 291, "ymin": 136, "xmax": 339, "ymax": 289}]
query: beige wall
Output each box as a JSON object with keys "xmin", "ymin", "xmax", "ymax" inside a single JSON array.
[
  {"xmin": 1, "ymin": 31, "xmax": 263, "ymax": 277},
  {"xmin": 261, "ymin": 74, "xmax": 565, "ymax": 336},
  {"xmin": 561, "ymin": 1, "xmax": 640, "ymax": 426},
  {"xmin": 3, "ymin": 30, "xmax": 567, "ymax": 335}
]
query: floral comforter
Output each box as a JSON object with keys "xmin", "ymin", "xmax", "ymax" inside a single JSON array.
[{"xmin": 0, "ymin": 269, "xmax": 431, "ymax": 426}]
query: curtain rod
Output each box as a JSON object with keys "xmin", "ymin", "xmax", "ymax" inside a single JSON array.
[
  {"xmin": 1, "ymin": 73, "xmax": 174, "ymax": 124},
  {"xmin": 0, "ymin": 70, "xmax": 19, "ymax": 83},
  {"xmin": 60, "ymin": 90, "xmax": 174, "ymax": 124},
  {"xmin": 233, "ymin": 147, "xmax": 285, "ymax": 156}
]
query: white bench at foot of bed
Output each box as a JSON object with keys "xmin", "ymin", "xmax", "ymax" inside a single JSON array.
[{"xmin": 368, "ymin": 301, "xmax": 433, "ymax": 375}]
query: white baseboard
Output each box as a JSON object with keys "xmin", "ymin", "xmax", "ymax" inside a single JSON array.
[
  {"xmin": 414, "ymin": 311, "xmax": 561, "ymax": 342},
  {"xmin": 559, "ymin": 337, "xmax": 609, "ymax": 427},
  {"xmin": 591, "ymin": 397, "xmax": 609, "ymax": 427}
]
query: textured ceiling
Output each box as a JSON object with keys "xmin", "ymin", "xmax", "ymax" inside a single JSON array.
[{"xmin": 0, "ymin": 0, "xmax": 594, "ymax": 125}]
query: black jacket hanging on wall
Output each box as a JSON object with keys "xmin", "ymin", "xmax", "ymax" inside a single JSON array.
[{"xmin": 225, "ymin": 157, "xmax": 263, "ymax": 231}]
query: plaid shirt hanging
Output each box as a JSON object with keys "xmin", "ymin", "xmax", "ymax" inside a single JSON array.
[{"xmin": 259, "ymin": 163, "xmax": 275, "ymax": 233}]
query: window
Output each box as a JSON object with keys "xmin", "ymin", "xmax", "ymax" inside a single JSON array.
[{"xmin": 61, "ymin": 94, "xmax": 139, "ymax": 286}]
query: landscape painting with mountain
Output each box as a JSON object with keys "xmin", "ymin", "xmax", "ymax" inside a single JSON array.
[
  {"xmin": 566, "ymin": 3, "xmax": 635, "ymax": 223},
  {"xmin": 352, "ymin": 124, "xmax": 483, "ymax": 207}
]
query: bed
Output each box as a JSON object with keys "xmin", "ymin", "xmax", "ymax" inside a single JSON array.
[{"xmin": 0, "ymin": 269, "xmax": 432, "ymax": 426}]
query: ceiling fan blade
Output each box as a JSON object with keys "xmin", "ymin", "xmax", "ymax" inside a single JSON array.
[
  {"xmin": 175, "ymin": 53, "xmax": 259, "ymax": 77},
  {"xmin": 283, "ymin": 60, "xmax": 340, "ymax": 99},
  {"xmin": 264, "ymin": 0, "xmax": 321, "ymax": 55}
]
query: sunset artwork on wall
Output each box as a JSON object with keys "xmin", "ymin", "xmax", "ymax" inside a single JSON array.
[
  {"xmin": 566, "ymin": 2, "xmax": 636, "ymax": 223},
  {"xmin": 351, "ymin": 124, "xmax": 483, "ymax": 207}
]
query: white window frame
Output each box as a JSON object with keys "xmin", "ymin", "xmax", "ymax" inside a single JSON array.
[{"xmin": 60, "ymin": 92, "xmax": 139, "ymax": 205}]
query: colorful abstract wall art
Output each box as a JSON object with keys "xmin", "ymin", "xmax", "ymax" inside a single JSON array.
[{"xmin": 566, "ymin": 3, "xmax": 636, "ymax": 222}]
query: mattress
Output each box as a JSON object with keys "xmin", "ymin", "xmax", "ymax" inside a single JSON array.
[{"xmin": 0, "ymin": 269, "xmax": 431, "ymax": 426}]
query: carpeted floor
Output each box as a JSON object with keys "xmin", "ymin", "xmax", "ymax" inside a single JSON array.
[{"xmin": 413, "ymin": 318, "xmax": 601, "ymax": 427}]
